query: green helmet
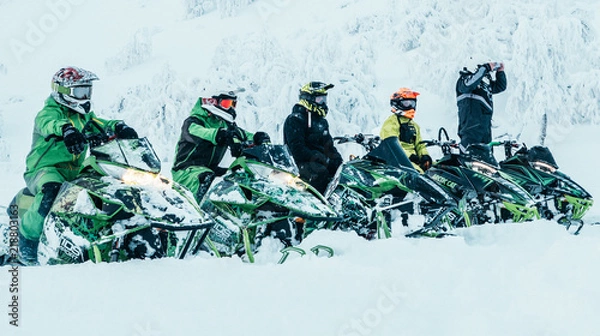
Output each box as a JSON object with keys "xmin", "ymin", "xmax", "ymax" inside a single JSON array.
[{"xmin": 298, "ymin": 81, "xmax": 334, "ymax": 116}]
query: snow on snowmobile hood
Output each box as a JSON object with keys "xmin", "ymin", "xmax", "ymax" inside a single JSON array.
[{"xmin": 90, "ymin": 138, "xmax": 161, "ymax": 174}]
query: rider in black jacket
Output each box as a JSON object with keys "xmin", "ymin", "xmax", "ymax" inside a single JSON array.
[
  {"xmin": 456, "ymin": 62, "xmax": 507, "ymax": 152},
  {"xmin": 283, "ymin": 82, "xmax": 343, "ymax": 194}
]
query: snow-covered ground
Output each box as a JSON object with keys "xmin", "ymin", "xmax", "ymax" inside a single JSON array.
[{"xmin": 1, "ymin": 0, "xmax": 599, "ymax": 335}]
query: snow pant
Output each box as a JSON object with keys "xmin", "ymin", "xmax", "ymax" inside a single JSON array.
[
  {"xmin": 298, "ymin": 161, "xmax": 332, "ymax": 194},
  {"xmin": 21, "ymin": 166, "xmax": 77, "ymax": 240},
  {"xmin": 172, "ymin": 166, "xmax": 216, "ymax": 204},
  {"xmin": 458, "ymin": 108, "xmax": 492, "ymax": 150}
]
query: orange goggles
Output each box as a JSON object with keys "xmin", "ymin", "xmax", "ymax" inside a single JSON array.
[{"xmin": 218, "ymin": 99, "xmax": 237, "ymax": 110}]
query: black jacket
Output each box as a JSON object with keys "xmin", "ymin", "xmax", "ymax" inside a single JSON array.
[
  {"xmin": 456, "ymin": 67, "xmax": 507, "ymax": 147},
  {"xmin": 283, "ymin": 104, "xmax": 342, "ymax": 168}
]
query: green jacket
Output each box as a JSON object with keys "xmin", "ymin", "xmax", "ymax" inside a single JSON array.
[
  {"xmin": 172, "ymin": 98, "xmax": 253, "ymax": 172},
  {"xmin": 25, "ymin": 96, "xmax": 121, "ymax": 176},
  {"xmin": 380, "ymin": 114, "xmax": 429, "ymax": 159}
]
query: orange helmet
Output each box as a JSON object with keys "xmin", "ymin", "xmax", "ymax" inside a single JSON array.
[{"xmin": 390, "ymin": 88, "xmax": 419, "ymax": 118}]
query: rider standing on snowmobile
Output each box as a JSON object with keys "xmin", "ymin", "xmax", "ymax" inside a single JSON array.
[
  {"xmin": 380, "ymin": 88, "xmax": 432, "ymax": 173},
  {"xmin": 171, "ymin": 91, "xmax": 271, "ymax": 203},
  {"xmin": 283, "ymin": 82, "xmax": 343, "ymax": 194},
  {"xmin": 19, "ymin": 66, "xmax": 139, "ymax": 265},
  {"xmin": 456, "ymin": 62, "xmax": 507, "ymax": 152}
]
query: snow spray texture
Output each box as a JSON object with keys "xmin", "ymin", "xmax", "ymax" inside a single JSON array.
[{"xmin": 9, "ymin": 0, "xmax": 88, "ymax": 64}]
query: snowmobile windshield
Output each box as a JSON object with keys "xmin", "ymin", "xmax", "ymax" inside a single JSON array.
[
  {"xmin": 242, "ymin": 144, "xmax": 299, "ymax": 176},
  {"xmin": 526, "ymin": 146, "xmax": 558, "ymax": 169},
  {"xmin": 365, "ymin": 137, "xmax": 417, "ymax": 171},
  {"xmin": 466, "ymin": 144, "xmax": 498, "ymax": 167},
  {"xmin": 90, "ymin": 137, "xmax": 161, "ymax": 173}
]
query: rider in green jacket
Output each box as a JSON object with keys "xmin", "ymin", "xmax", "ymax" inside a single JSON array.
[
  {"xmin": 172, "ymin": 91, "xmax": 270, "ymax": 204},
  {"xmin": 19, "ymin": 66, "xmax": 138, "ymax": 265}
]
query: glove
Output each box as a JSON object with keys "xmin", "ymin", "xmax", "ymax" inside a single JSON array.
[
  {"xmin": 114, "ymin": 122, "xmax": 138, "ymax": 139},
  {"xmin": 327, "ymin": 157, "xmax": 342, "ymax": 173},
  {"xmin": 409, "ymin": 154, "xmax": 420, "ymax": 164},
  {"xmin": 216, "ymin": 128, "xmax": 235, "ymax": 145},
  {"xmin": 253, "ymin": 132, "xmax": 271, "ymax": 146},
  {"xmin": 481, "ymin": 62, "xmax": 502, "ymax": 72},
  {"xmin": 230, "ymin": 142, "xmax": 243, "ymax": 157},
  {"xmin": 62, "ymin": 125, "xmax": 86, "ymax": 155},
  {"xmin": 419, "ymin": 155, "xmax": 433, "ymax": 171},
  {"xmin": 354, "ymin": 133, "xmax": 365, "ymax": 144}
]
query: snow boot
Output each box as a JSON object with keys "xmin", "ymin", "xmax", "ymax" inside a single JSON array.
[{"xmin": 18, "ymin": 232, "xmax": 39, "ymax": 266}]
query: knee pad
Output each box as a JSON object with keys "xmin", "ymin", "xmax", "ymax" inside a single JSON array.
[{"xmin": 38, "ymin": 182, "xmax": 62, "ymax": 217}]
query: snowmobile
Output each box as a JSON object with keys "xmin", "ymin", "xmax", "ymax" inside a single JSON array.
[
  {"xmin": 422, "ymin": 128, "xmax": 540, "ymax": 227},
  {"xmin": 2, "ymin": 120, "xmax": 213, "ymax": 265},
  {"xmin": 199, "ymin": 128, "xmax": 340, "ymax": 263},
  {"xmin": 325, "ymin": 134, "xmax": 459, "ymax": 239},
  {"xmin": 488, "ymin": 140, "xmax": 593, "ymax": 234}
]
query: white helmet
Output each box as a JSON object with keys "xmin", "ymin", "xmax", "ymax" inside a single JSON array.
[{"xmin": 51, "ymin": 66, "xmax": 98, "ymax": 114}]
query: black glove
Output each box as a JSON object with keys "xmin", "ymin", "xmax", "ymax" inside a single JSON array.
[
  {"xmin": 419, "ymin": 155, "xmax": 433, "ymax": 171},
  {"xmin": 62, "ymin": 125, "xmax": 86, "ymax": 155},
  {"xmin": 327, "ymin": 157, "xmax": 342, "ymax": 173},
  {"xmin": 216, "ymin": 128, "xmax": 235, "ymax": 145},
  {"xmin": 230, "ymin": 142, "xmax": 243, "ymax": 157},
  {"xmin": 409, "ymin": 154, "xmax": 420, "ymax": 164},
  {"xmin": 253, "ymin": 132, "xmax": 271, "ymax": 146},
  {"xmin": 313, "ymin": 152, "xmax": 330, "ymax": 166},
  {"xmin": 114, "ymin": 122, "xmax": 138, "ymax": 139},
  {"xmin": 354, "ymin": 133, "xmax": 365, "ymax": 144}
]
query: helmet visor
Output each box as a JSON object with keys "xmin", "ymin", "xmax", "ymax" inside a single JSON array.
[
  {"xmin": 70, "ymin": 85, "xmax": 93, "ymax": 100},
  {"xmin": 314, "ymin": 95, "xmax": 327, "ymax": 105},
  {"xmin": 394, "ymin": 99, "xmax": 416, "ymax": 110},
  {"xmin": 218, "ymin": 98, "xmax": 237, "ymax": 110}
]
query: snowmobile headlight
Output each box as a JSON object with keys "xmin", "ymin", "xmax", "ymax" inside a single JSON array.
[
  {"xmin": 98, "ymin": 163, "xmax": 170, "ymax": 188},
  {"xmin": 469, "ymin": 161, "xmax": 497, "ymax": 175},
  {"xmin": 247, "ymin": 163, "xmax": 306, "ymax": 191},
  {"xmin": 532, "ymin": 161, "xmax": 557, "ymax": 173},
  {"xmin": 268, "ymin": 170, "xmax": 307, "ymax": 191}
]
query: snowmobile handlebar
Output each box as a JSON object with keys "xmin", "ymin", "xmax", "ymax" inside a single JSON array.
[
  {"xmin": 333, "ymin": 133, "xmax": 380, "ymax": 151},
  {"xmin": 420, "ymin": 139, "xmax": 460, "ymax": 156},
  {"xmin": 488, "ymin": 140, "xmax": 526, "ymax": 159}
]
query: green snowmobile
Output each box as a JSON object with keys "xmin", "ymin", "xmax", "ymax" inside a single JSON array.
[
  {"xmin": 489, "ymin": 140, "xmax": 593, "ymax": 234},
  {"xmin": 200, "ymin": 138, "xmax": 340, "ymax": 263},
  {"xmin": 326, "ymin": 134, "xmax": 459, "ymax": 239},
  {"xmin": 423, "ymin": 128, "xmax": 540, "ymax": 227},
  {"xmin": 3, "ymin": 121, "xmax": 213, "ymax": 265}
]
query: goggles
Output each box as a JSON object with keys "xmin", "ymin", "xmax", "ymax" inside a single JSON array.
[
  {"xmin": 314, "ymin": 95, "xmax": 327, "ymax": 105},
  {"xmin": 53, "ymin": 83, "xmax": 93, "ymax": 100},
  {"xmin": 393, "ymin": 98, "xmax": 416, "ymax": 110},
  {"xmin": 218, "ymin": 98, "xmax": 237, "ymax": 110}
]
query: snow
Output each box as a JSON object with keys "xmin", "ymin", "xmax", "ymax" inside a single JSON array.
[{"xmin": 1, "ymin": 0, "xmax": 600, "ymax": 335}]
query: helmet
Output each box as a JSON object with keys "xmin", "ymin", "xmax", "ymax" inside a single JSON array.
[
  {"xmin": 51, "ymin": 66, "xmax": 99, "ymax": 114},
  {"xmin": 298, "ymin": 81, "xmax": 334, "ymax": 116},
  {"xmin": 201, "ymin": 91, "xmax": 237, "ymax": 123},
  {"xmin": 390, "ymin": 88, "xmax": 419, "ymax": 119}
]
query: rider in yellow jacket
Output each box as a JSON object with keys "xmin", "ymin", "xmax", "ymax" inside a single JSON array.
[{"xmin": 380, "ymin": 88, "xmax": 432, "ymax": 173}]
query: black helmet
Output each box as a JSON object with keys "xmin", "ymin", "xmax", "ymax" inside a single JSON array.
[{"xmin": 298, "ymin": 81, "xmax": 334, "ymax": 116}]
